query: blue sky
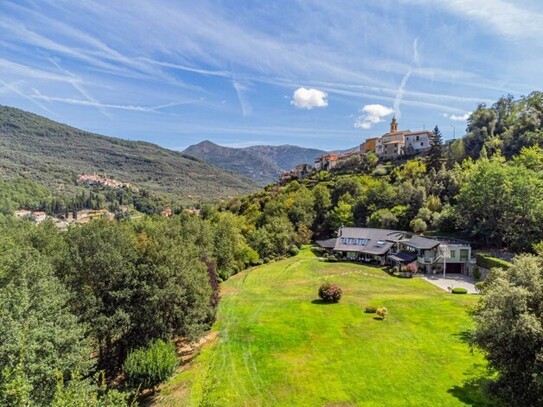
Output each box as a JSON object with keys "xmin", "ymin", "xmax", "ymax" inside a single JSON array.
[{"xmin": 0, "ymin": 0, "xmax": 541, "ymax": 151}]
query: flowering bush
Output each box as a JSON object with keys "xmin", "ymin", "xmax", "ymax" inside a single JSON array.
[
  {"xmin": 318, "ymin": 282, "xmax": 343, "ymax": 303},
  {"xmin": 404, "ymin": 262, "xmax": 418, "ymax": 273}
]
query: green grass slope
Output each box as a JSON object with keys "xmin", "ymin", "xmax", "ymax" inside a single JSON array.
[
  {"xmin": 157, "ymin": 248, "xmax": 495, "ymax": 406},
  {"xmin": 0, "ymin": 105, "xmax": 258, "ymax": 202}
]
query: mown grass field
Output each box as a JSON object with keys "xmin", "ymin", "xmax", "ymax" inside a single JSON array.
[{"xmin": 156, "ymin": 247, "xmax": 493, "ymax": 406}]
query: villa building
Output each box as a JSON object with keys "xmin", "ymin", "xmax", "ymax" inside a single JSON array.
[{"xmin": 317, "ymin": 227, "xmax": 472, "ymax": 275}]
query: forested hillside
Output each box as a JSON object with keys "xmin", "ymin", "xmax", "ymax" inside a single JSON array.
[
  {"xmin": 222, "ymin": 92, "xmax": 543, "ymax": 254},
  {"xmin": 184, "ymin": 140, "xmax": 325, "ymax": 185},
  {"xmin": 0, "ymin": 106, "xmax": 258, "ymax": 202}
]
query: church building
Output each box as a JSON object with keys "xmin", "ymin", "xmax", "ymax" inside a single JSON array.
[{"xmin": 360, "ymin": 117, "xmax": 434, "ymax": 160}]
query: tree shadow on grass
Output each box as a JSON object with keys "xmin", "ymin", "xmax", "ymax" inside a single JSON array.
[
  {"xmin": 447, "ymin": 364, "xmax": 502, "ymax": 406},
  {"xmin": 452, "ymin": 330, "xmax": 472, "ymax": 343}
]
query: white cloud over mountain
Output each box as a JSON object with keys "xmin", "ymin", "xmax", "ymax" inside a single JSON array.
[{"xmin": 291, "ymin": 87, "xmax": 328, "ymax": 110}]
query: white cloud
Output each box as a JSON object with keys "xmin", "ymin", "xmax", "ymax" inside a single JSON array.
[
  {"xmin": 355, "ymin": 104, "xmax": 395, "ymax": 129},
  {"xmin": 291, "ymin": 87, "xmax": 328, "ymax": 110},
  {"xmin": 443, "ymin": 112, "xmax": 471, "ymax": 121}
]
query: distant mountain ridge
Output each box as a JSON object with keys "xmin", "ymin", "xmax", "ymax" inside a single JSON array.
[
  {"xmin": 184, "ymin": 140, "xmax": 327, "ymax": 185},
  {"xmin": 0, "ymin": 106, "xmax": 258, "ymax": 202}
]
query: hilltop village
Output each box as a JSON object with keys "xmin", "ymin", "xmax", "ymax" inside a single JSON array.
[{"xmin": 281, "ymin": 117, "xmax": 438, "ymax": 182}]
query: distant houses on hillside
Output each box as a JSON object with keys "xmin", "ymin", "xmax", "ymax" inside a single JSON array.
[
  {"xmin": 78, "ymin": 173, "xmax": 138, "ymax": 191},
  {"xmin": 280, "ymin": 117, "xmax": 435, "ymax": 182}
]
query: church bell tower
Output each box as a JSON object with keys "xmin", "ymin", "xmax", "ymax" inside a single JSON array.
[{"xmin": 390, "ymin": 116, "xmax": 398, "ymax": 133}]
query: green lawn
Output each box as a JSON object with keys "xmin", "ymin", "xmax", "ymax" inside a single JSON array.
[{"xmin": 157, "ymin": 247, "xmax": 494, "ymax": 406}]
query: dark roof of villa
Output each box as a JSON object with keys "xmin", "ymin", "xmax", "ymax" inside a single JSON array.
[
  {"xmin": 330, "ymin": 227, "xmax": 446, "ymax": 255},
  {"xmin": 388, "ymin": 251, "xmax": 418, "ymax": 263},
  {"xmin": 333, "ymin": 227, "xmax": 405, "ymax": 255},
  {"xmin": 400, "ymin": 235, "xmax": 440, "ymax": 250},
  {"xmin": 315, "ymin": 238, "xmax": 337, "ymax": 249}
]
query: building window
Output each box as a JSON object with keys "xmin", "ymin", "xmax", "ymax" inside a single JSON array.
[
  {"xmin": 421, "ymin": 142, "xmax": 424, "ymax": 146},
  {"xmin": 460, "ymin": 249, "xmax": 469, "ymax": 261},
  {"xmin": 450, "ymin": 250, "xmax": 456, "ymax": 258},
  {"xmin": 416, "ymin": 135, "xmax": 419, "ymax": 141}
]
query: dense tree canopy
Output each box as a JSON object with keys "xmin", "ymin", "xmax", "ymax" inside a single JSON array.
[
  {"xmin": 471, "ymin": 255, "xmax": 543, "ymax": 406},
  {"xmin": 464, "ymin": 92, "xmax": 543, "ymax": 159},
  {"xmin": 0, "ymin": 235, "xmax": 91, "ymax": 405}
]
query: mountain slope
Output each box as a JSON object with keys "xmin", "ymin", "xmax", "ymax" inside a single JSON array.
[
  {"xmin": 0, "ymin": 106, "xmax": 258, "ymax": 201},
  {"xmin": 184, "ymin": 141, "xmax": 326, "ymax": 185}
]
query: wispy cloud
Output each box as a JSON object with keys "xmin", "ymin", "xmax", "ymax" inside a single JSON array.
[
  {"xmin": 49, "ymin": 58, "xmax": 111, "ymax": 118},
  {"xmin": 393, "ymin": 37, "xmax": 419, "ymax": 119},
  {"xmin": 400, "ymin": 0, "xmax": 543, "ymax": 40},
  {"xmin": 232, "ymin": 80, "xmax": 252, "ymax": 117},
  {"xmin": 31, "ymin": 90, "xmax": 192, "ymax": 112},
  {"xmin": 0, "ymin": 80, "xmax": 55, "ymax": 115}
]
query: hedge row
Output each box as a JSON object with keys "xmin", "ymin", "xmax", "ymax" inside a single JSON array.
[{"xmin": 476, "ymin": 253, "xmax": 512, "ymax": 270}]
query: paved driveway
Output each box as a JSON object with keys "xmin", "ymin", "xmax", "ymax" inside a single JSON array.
[{"xmin": 421, "ymin": 274, "xmax": 478, "ymax": 294}]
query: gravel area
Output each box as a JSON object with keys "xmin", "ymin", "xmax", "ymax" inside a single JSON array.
[{"xmin": 421, "ymin": 274, "xmax": 478, "ymax": 294}]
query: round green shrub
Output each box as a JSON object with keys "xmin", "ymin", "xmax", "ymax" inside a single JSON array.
[
  {"xmin": 365, "ymin": 306, "xmax": 377, "ymax": 313},
  {"xmin": 318, "ymin": 282, "xmax": 343, "ymax": 303},
  {"xmin": 451, "ymin": 287, "xmax": 468, "ymax": 294},
  {"xmin": 391, "ymin": 266, "xmax": 399, "ymax": 273},
  {"xmin": 289, "ymin": 245, "xmax": 300, "ymax": 256},
  {"xmin": 327, "ymin": 255, "xmax": 338, "ymax": 262},
  {"xmin": 123, "ymin": 339, "xmax": 179, "ymax": 391}
]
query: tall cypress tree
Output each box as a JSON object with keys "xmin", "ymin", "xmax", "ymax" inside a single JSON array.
[{"xmin": 427, "ymin": 125, "xmax": 444, "ymax": 171}]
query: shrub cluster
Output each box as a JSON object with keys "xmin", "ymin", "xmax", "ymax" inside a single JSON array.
[
  {"xmin": 289, "ymin": 245, "xmax": 300, "ymax": 256},
  {"xmin": 452, "ymin": 287, "xmax": 468, "ymax": 294},
  {"xmin": 323, "ymin": 254, "xmax": 339, "ymax": 262},
  {"xmin": 365, "ymin": 306, "xmax": 377, "ymax": 313},
  {"xmin": 123, "ymin": 339, "xmax": 179, "ymax": 390},
  {"xmin": 318, "ymin": 282, "xmax": 343, "ymax": 303},
  {"xmin": 476, "ymin": 253, "xmax": 511, "ymax": 270}
]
